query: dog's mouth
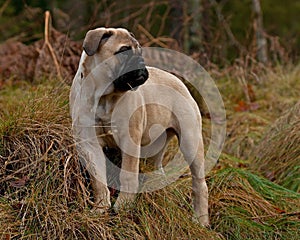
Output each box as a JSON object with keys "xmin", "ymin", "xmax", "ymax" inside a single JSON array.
[
  {"xmin": 113, "ymin": 50, "xmax": 149, "ymax": 91},
  {"xmin": 113, "ymin": 68, "xmax": 148, "ymax": 91}
]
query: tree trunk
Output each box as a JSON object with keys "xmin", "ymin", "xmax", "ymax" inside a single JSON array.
[
  {"xmin": 170, "ymin": 0, "xmax": 184, "ymax": 49},
  {"xmin": 188, "ymin": 0, "xmax": 203, "ymax": 53},
  {"xmin": 170, "ymin": 0, "xmax": 203, "ymax": 54},
  {"xmin": 252, "ymin": 0, "xmax": 268, "ymax": 63}
]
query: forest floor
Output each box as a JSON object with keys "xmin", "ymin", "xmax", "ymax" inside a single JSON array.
[{"xmin": 0, "ymin": 64, "xmax": 299, "ymax": 239}]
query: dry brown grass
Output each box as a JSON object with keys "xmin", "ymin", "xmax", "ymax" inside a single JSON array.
[
  {"xmin": 218, "ymin": 63, "xmax": 300, "ymax": 161},
  {"xmin": 0, "ymin": 66, "xmax": 300, "ymax": 239},
  {"xmin": 0, "ymin": 81, "xmax": 215, "ymax": 239},
  {"xmin": 250, "ymin": 100, "xmax": 300, "ymax": 192},
  {"xmin": 209, "ymin": 167, "xmax": 300, "ymax": 239}
]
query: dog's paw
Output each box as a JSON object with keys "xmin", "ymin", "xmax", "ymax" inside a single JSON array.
[
  {"xmin": 91, "ymin": 197, "xmax": 111, "ymax": 215},
  {"xmin": 113, "ymin": 192, "xmax": 136, "ymax": 212},
  {"xmin": 91, "ymin": 201, "xmax": 111, "ymax": 214},
  {"xmin": 192, "ymin": 214, "xmax": 210, "ymax": 227},
  {"xmin": 91, "ymin": 205, "xmax": 110, "ymax": 215}
]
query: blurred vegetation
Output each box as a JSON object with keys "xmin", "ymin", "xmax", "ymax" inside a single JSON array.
[{"xmin": 0, "ymin": 0, "xmax": 300, "ymax": 64}]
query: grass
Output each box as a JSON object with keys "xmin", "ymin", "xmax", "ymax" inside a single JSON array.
[
  {"xmin": 250, "ymin": 101, "xmax": 300, "ymax": 192},
  {"xmin": 209, "ymin": 168, "xmax": 300, "ymax": 239},
  {"xmin": 0, "ymin": 64, "xmax": 300, "ymax": 239}
]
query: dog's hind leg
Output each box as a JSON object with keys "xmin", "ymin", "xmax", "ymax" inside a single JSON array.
[
  {"xmin": 146, "ymin": 129, "xmax": 176, "ymax": 174},
  {"xmin": 179, "ymin": 129, "xmax": 209, "ymax": 227}
]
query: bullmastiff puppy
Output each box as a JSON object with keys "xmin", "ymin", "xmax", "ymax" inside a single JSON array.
[{"xmin": 70, "ymin": 27, "xmax": 209, "ymax": 226}]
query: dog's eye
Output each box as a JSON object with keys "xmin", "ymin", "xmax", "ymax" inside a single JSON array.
[{"xmin": 114, "ymin": 46, "xmax": 132, "ymax": 55}]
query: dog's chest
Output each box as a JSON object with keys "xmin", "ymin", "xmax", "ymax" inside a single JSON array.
[{"xmin": 95, "ymin": 96, "xmax": 119, "ymax": 148}]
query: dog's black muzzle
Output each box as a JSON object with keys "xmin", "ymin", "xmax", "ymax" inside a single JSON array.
[{"xmin": 113, "ymin": 49, "xmax": 149, "ymax": 91}]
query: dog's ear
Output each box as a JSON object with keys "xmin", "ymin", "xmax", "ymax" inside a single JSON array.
[{"xmin": 83, "ymin": 29, "xmax": 113, "ymax": 56}]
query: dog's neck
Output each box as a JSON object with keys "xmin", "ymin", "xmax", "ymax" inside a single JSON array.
[{"xmin": 95, "ymin": 93, "xmax": 123, "ymax": 123}]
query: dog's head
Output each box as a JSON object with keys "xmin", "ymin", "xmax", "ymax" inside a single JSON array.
[{"xmin": 83, "ymin": 27, "xmax": 149, "ymax": 92}]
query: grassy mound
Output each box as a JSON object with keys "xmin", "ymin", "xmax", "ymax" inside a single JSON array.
[
  {"xmin": 1, "ymin": 81, "xmax": 299, "ymax": 239},
  {"xmin": 250, "ymin": 101, "xmax": 300, "ymax": 192},
  {"xmin": 209, "ymin": 167, "xmax": 300, "ymax": 239},
  {"xmin": 224, "ymin": 112, "xmax": 269, "ymax": 159},
  {"xmin": 218, "ymin": 64, "xmax": 300, "ymax": 161}
]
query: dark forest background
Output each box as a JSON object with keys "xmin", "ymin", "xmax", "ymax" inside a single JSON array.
[{"xmin": 0, "ymin": 0, "xmax": 299, "ymax": 67}]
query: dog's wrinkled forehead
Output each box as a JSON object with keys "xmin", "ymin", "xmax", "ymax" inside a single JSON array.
[{"xmin": 83, "ymin": 27, "xmax": 140, "ymax": 57}]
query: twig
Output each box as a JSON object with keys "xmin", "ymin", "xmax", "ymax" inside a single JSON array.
[
  {"xmin": 209, "ymin": 0, "xmax": 246, "ymax": 54},
  {"xmin": 137, "ymin": 24, "xmax": 169, "ymax": 48},
  {"xmin": 248, "ymin": 211, "xmax": 300, "ymax": 219},
  {"xmin": 0, "ymin": 0, "xmax": 10, "ymax": 17},
  {"xmin": 157, "ymin": 4, "xmax": 171, "ymax": 37},
  {"xmin": 236, "ymin": 66, "xmax": 251, "ymax": 104},
  {"xmin": 63, "ymin": 154, "xmax": 72, "ymax": 199},
  {"xmin": 0, "ymin": 141, "xmax": 54, "ymax": 183},
  {"xmin": 44, "ymin": 11, "xmax": 62, "ymax": 80}
]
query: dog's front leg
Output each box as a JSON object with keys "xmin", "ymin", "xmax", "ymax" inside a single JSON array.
[
  {"xmin": 114, "ymin": 152, "xmax": 140, "ymax": 211},
  {"xmin": 84, "ymin": 147, "xmax": 110, "ymax": 213},
  {"xmin": 90, "ymin": 171, "xmax": 111, "ymax": 213},
  {"xmin": 72, "ymin": 115, "xmax": 111, "ymax": 213}
]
